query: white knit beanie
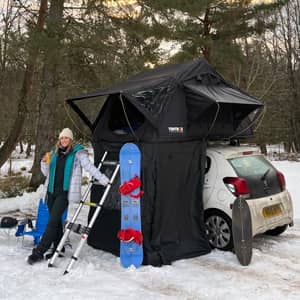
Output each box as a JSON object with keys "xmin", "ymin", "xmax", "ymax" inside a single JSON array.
[{"xmin": 59, "ymin": 128, "xmax": 74, "ymax": 140}]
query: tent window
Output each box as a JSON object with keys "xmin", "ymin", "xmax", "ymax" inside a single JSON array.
[
  {"xmin": 131, "ymin": 86, "xmax": 170, "ymax": 117},
  {"xmin": 71, "ymin": 96, "xmax": 107, "ymax": 128},
  {"xmin": 108, "ymin": 97, "xmax": 145, "ymax": 135}
]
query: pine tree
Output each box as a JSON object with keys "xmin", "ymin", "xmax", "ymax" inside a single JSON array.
[{"xmin": 140, "ymin": 0, "xmax": 285, "ymax": 73}]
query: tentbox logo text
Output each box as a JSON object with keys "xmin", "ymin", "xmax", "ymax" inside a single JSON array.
[{"xmin": 168, "ymin": 127, "xmax": 184, "ymax": 134}]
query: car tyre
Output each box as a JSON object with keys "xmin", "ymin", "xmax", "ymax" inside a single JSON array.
[
  {"xmin": 264, "ymin": 224, "xmax": 288, "ymax": 236},
  {"xmin": 205, "ymin": 210, "xmax": 233, "ymax": 251}
]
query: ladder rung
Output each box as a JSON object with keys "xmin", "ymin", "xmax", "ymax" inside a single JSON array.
[
  {"xmin": 84, "ymin": 201, "xmax": 97, "ymax": 207},
  {"xmin": 102, "ymin": 161, "xmax": 119, "ymax": 166},
  {"xmin": 66, "ymin": 222, "xmax": 86, "ymax": 235}
]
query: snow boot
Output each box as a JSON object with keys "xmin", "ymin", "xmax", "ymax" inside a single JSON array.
[{"xmin": 27, "ymin": 248, "xmax": 44, "ymax": 265}]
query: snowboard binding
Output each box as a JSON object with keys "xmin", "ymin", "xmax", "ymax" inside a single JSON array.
[
  {"xmin": 118, "ymin": 228, "xmax": 143, "ymax": 245},
  {"xmin": 119, "ymin": 175, "xmax": 144, "ymax": 199}
]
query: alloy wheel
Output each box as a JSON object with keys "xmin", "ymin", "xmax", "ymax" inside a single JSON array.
[{"xmin": 205, "ymin": 214, "xmax": 232, "ymax": 250}]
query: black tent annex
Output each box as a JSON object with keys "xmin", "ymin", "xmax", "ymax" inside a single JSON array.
[{"xmin": 67, "ymin": 58, "xmax": 263, "ymax": 266}]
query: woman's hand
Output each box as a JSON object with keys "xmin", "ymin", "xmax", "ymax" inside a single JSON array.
[{"xmin": 42, "ymin": 152, "xmax": 51, "ymax": 164}]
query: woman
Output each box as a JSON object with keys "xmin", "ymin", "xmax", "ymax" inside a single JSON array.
[{"xmin": 27, "ymin": 128, "xmax": 109, "ymax": 265}]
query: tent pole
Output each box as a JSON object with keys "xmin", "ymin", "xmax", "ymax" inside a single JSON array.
[{"xmin": 119, "ymin": 94, "xmax": 139, "ymax": 143}]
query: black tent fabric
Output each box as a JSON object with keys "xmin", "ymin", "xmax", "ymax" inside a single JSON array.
[
  {"xmin": 67, "ymin": 58, "xmax": 264, "ymax": 266},
  {"xmin": 88, "ymin": 139, "xmax": 210, "ymax": 266},
  {"xmin": 68, "ymin": 58, "xmax": 263, "ymax": 140}
]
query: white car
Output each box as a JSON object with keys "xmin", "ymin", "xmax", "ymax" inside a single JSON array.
[{"xmin": 204, "ymin": 144, "xmax": 294, "ymax": 251}]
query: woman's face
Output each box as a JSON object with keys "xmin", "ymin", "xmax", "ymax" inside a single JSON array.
[{"xmin": 59, "ymin": 136, "xmax": 72, "ymax": 148}]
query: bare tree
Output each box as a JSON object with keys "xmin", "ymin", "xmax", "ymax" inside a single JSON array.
[
  {"xmin": 252, "ymin": 0, "xmax": 300, "ymax": 152},
  {"xmin": 29, "ymin": 0, "xmax": 65, "ymax": 189},
  {"xmin": 0, "ymin": 0, "xmax": 48, "ymax": 168},
  {"xmin": 278, "ymin": 1, "xmax": 300, "ymax": 151},
  {"xmin": 0, "ymin": 0, "xmax": 20, "ymax": 84}
]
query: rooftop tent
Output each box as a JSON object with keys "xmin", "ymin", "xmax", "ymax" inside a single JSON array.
[
  {"xmin": 183, "ymin": 80, "xmax": 263, "ymax": 139},
  {"xmin": 67, "ymin": 58, "xmax": 263, "ymax": 141},
  {"xmin": 67, "ymin": 58, "xmax": 264, "ymax": 266}
]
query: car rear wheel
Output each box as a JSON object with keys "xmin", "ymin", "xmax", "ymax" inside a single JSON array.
[
  {"xmin": 205, "ymin": 211, "xmax": 233, "ymax": 251},
  {"xmin": 264, "ymin": 224, "xmax": 288, "ymax": 236}
]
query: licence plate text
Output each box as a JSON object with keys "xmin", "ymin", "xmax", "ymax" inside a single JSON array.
[{"xmin": 263, "ymin": 204, "xmax": 282, "ymax": 218}]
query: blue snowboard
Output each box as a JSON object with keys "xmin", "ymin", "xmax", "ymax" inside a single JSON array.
[{"xmin": 119, "ymin": 143, "xmax": 143, "ymax": 268}]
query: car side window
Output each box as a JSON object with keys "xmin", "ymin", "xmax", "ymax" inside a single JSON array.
[{"xmin": 205, "ymin": 156, "xmax": 211, "ymax": 174}]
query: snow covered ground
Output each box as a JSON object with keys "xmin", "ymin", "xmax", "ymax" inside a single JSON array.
[{"xmin": 0, "ymin": 157, "xmax": 300, "ymax": 300}]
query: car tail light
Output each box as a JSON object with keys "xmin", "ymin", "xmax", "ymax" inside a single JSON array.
[
  {"xmin": 276, "ymin": 171, "xmax": 286, "ymax": 191},
  {"xmin": 223, "ymin": 177, "xmax": 250, "ymax": 198}
]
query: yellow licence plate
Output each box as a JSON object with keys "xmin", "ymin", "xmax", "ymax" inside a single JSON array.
[{"xmin": 262, "ymin": 204, "xmax": 282, "ymax": 218}]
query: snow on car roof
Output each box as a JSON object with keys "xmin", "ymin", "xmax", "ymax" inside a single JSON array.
[{"xmin": 207, "ymin": 144, "xmax": 261, "ymax": 159}]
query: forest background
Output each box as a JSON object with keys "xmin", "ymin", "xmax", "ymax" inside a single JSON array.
[{"xmin": 0, "ymin": 0, "xmax": 299, "ymax": 190}]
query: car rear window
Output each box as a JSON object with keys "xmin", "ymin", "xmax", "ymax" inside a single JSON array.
[
  {"xmin": 228, "ymin": 155, "xmax": 275, "ymax": 177},
  {"xmin": 228, "ymin": 154, "xmax": 282, "ymax": 198}
]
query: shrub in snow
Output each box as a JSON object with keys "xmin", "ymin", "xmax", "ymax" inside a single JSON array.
[{"xmin": 0, "ymin": 175, "xmax": 30, "ymax": 198}]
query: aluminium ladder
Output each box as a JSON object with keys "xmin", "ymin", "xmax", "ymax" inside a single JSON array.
[{"xmin": 48, "ymin": 151, "xmax": 120, "ymax": 274}]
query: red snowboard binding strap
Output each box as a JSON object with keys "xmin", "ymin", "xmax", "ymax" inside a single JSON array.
[
  {"xmin": 119, "ymin": 175, "xmax": 144, "ymax": 198},
  {"xmin": 117, "ymin": 228, "xmax": 143, "ymax": 245}
]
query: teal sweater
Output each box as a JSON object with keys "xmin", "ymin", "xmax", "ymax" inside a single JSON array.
[{"xmin": 48, "ymin": 144, "xmax": 84, "ymax": 193}]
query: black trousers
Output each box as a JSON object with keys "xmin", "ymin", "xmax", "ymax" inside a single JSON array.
[{"xmin": 36, "ymin": 192, "xmax": 68, "ymax": 254}]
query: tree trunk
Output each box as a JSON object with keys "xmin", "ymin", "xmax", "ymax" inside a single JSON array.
[
  {"xmin": 259, "ymin": 143, "xmax": 267, "ymax": 155},
  {"xmin": 19, "ymin": 141, "xmax": 24, "ymax": 153},
  {"xmin": 8, "ymin": 156, "xmax": 12, "ymax": 176},
  {"xmin": 29, "ymin": 0, "xmax": 65, "ymax": 189},
  {"xmin": 202, "ymin": 8, "xmax": 211, "ymax": 61},
  {"xmin": 0, "ymin": 0, "xmax": 48, "ymax": 168},
  {"xmin": 281, "ymin": 3, "xmax": 300, "ymax": 152},
  {"xmin": 26, "ymin": 142, "xmax": 32, "ymax": 158}
]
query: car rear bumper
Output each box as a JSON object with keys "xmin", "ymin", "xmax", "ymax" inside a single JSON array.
[{"xmin": 246, "ymin": 190, "xmax": 294, "ymax": 236}]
